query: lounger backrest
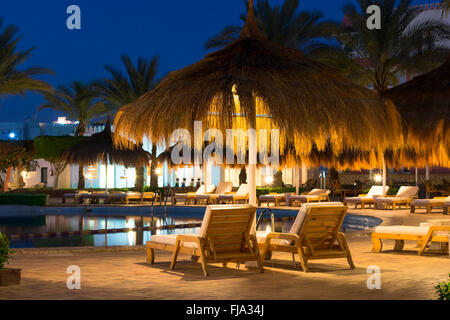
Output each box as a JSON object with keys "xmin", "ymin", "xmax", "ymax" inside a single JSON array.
[
  {"xmin": 236, "ymin": 184, "xmax": 249, "ymax": 196},
  {"xmin": 205, "ymin": 185, "xmax": 216, "ymax": 194},
  {"xmin": 308, "ymin": 189, "xmax": 324, "ymax": 195},
  {"xmin": 215, "ymin": 182, "xmax": 233, "ymax": 195},
  {"xmin": 396, "ymin": 186, "xmax": 419, "ymax": 198},
  {"xmin": 367, "ymin": 186, "xmax": 389, "ymax": 198},
  {"xmin": 289, "ymin": 202, "xmax": 344, "ymax": 234},
  {"xmin": 297, "ymin": 204, "xmax": 348, "ymax": 250},
  {"xmin": 199, "ymin": 205, "xmax": 257, "ymax": 258},
  {"xmin": 195, "ymin": 185, "xmax": 206, "ymax": 194}
]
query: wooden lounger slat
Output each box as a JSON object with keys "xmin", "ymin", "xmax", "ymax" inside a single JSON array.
[
  {"xmin": 259, "ymin": 205, "xmax": 354, "ymax": 272},
  {"xmin": 145, "ymin": 205, "xmax": 263, "ymax": 277}
]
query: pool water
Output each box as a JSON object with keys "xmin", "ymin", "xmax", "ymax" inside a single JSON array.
[{"xmin": 0, "ymin": 206, "xmax": 382, "ymax": 248}]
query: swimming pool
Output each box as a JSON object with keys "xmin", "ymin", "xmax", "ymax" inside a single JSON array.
[{"xmin": 0, "ymin": 205, "xmax": 382, "ymax": 248}]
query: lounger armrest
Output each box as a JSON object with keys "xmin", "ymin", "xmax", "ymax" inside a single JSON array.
[
  {"xmin": 433, "ymin": 197, "xmax": 448, "ymax": 200},
  {"xmin": 175, "ymin": 234, "xmax": 202, "ymax": 243},
  {"xmin": 265, "ymin": 232, "xmax": 300, "ymax": 242},
  {"xmin": 358, "ymin": 194, "xmax": 368, "ymax": 197}
]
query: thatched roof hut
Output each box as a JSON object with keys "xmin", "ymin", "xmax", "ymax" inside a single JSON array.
[
  {"xmin": 62, "ymin": 118, "xmax": 151, "ymax": 168},
  {"xmin": 384, "ymin": 55, "xmax": 450, "ymax": 167},
  {"xmin": 114, "ymin": 0, "xmax": 401, "ymax": 158}
]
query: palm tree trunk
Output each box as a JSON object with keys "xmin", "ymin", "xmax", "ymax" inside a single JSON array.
[
  {"xmin": 135, "ymin": 166, "xmax": 144, "ymax": 191},
  {"xmin": 3, "ymin": 167, "xmax": 12, "ymax": 192},
  {"xmin": 150, "ymin": 144, "xmax": 158, "ymax": 187},
  {"xmin": 75, "ymin": 123, "xmax": 86, "ymax": 190},
  {"xmin": 77, "ymin": 166, "xmax": 85, "ymax": 190}
]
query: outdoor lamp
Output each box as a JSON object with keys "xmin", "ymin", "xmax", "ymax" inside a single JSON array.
[
  {"xmin": 155, "ymin": 167, "xmax": 163, "ymax": 176},
  {"xmin": 265, "ymin": 175, "xmax": 274, "ymax": 185},
  {"xmin": 374, "ymin": 174, "xmax": 382, "ymax": 183},
  {"xmin": 8, "ymin": 132, "xmax": 16, "ymax": 139}
]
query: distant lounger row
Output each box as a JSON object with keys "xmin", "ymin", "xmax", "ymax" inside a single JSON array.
[
  {"xmin": 173, "ymin": 182, "xmax": 250, "ymax": 205},
  {"xmin": 62, "ymin": 191, "xmax": 159, "ymax": 204},
  {"xmin": 145, "ymin": 203, "xmax": 449, "ymax": 277},
  {"xmin": 259, "ymin": 185, "xmax": 449, "ymax": 214}
]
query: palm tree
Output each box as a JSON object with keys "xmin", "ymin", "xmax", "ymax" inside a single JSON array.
[
  {"xmin": 38, "ymin": 81, "xmax": 109, "ymax": 189},
  {"xmin": 95, "ymin": 54, "xmax": 160, "ymax": 189},
  {"xmin": 205, "ymin": 0, "xmax": 334, "ymax": 52},
  {"xmin": 0, "ymin": 18, "xmax": 52, "ymax": 97},
  {"xmin": 314, "ymin": 0, "xmax": 450, "ymax": 93}
]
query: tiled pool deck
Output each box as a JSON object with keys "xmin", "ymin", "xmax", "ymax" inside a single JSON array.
[{"xmin": 1, "ymin": 206, "xmax": 449, "ymax": 300}]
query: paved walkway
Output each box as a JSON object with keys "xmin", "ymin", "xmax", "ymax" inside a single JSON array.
[{"xmin": 1, "ymin": 231, "xmax": 449, "ymax": 300}]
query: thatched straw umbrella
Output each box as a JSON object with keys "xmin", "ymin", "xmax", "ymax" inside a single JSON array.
[
  {"xmin": 384, "ymin": 55, "xmax": 450, "ymax": 177},
  {"xmin": 114, "ymin": 0, "xmax": 401, "ymax": 204},
  {"xmin": 384, "ymin": 56, "xmax": 450, "ymax": 165},
  {"xmin": 63, "ymin": 118, "xmax": 151, "ymax": 192}
]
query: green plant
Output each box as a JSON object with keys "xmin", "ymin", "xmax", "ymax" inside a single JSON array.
[
  {"xmin": 0, "ymin": 232, "xmax": 14, "ymax": 269},
  {"xmin": 435, "ymin": 274, "xmax": 450, "ymax": 300}
]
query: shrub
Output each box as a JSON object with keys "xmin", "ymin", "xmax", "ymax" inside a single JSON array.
[
  {"xmin": 256, "ymin": 187, "xmax": 297, "ymax": 197},
  {"xmin": 0, "ymin": 193, "xmax": 48, "ymax": 206},
  {"xmin": 435, "ymin": 274, "xmax": 450, "ymax": 300},
  {"xmin": 0, "ymin": 232, "xmax": 14, "ymax": 269}
]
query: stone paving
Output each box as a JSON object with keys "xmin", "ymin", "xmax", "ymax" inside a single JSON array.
[
  {"xmin": 1, "ymin": 204, "xmax": 449, "ymax": 300},
  {"xmin": 1, "ymin": 231, "xmax": 449, "ymax": 299}
]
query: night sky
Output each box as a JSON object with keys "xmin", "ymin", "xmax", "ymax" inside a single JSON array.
[{"xmin": 0, "ymin": 0, "xmax": 427, "ymax": 122}]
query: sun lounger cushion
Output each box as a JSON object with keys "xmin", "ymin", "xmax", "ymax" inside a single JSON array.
[
  {"xmin": 149, "ymin": 205, "xmax": 256, "ymax": 247},
  {"xmin": 256, "ymin": 202, "xmax": 345, "ymax": 246},
  {"xmin": 259, "ymin": 194, "xmax": 285, "ymax": 200},
  {"xmin": 345, "ymin": 186, "xmax": 389, "ymax": 202},
  {"xmin": 150, "ymin": 234, "xmax": 199, "ymax": 249},
  {"xmin": 413, "ymin": 196, "xmax": 450, "ymax": 206},
  {"xmin": 218, "ymin": 184, "xmax": 249, "ymax": 200},
  {"xmin": 374, "ymin": 225, "xmax": 430, "ymax": 236},
  {"xmin": 196, "ymin": 182, "xmax": 233, "ymax": 200},
  {"xmin": 396, "ymin": 186, "xmax": 419, "ymax": 198}
]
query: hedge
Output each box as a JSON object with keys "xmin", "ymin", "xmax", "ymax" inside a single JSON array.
[{"xmin": 0, "ymin": 194, "xmax": 49, "ymax": 206}]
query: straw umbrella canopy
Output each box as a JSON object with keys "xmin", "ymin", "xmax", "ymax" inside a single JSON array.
[
  {"xmin": 384, "ymin": 55, "xmax": 450, "ymax": 168},
  {"xmin": 114, "ymin": 0, "xmax": 401, "ymax": 203},
  {"xmin": 63, "ymin": 118, "xmax": 151, "ymax": 191}
]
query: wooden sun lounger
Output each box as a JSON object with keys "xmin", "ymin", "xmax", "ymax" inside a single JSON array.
[
  {"xmin": 287, "ymin": 189, "xmax": 331, "ymax": 206},
  {"xmin": 258, "ymin": 193, "xmax": 293, "ymax": 207},
  {"xmin": 258, "ymin": 203, "xmax": 354, "ymax": 272},
  {"xmin": 62, "ymin": 190, "xmax": 89, "ymax": 204},
  {"xmin": 146, "ymin": 205, "xmax": 263, "ymax": 276},
  {"xmin": 343, "ymin": 186, "xmax": 389, "ymax": 209},
  {"xmin": 410, "ymin": 196, "xmax": 450, "ymax": 214},
  {"xmin": 372, "ymin": 224, "xmax": 450, "ymax": 255},
  {"xmin": 374, "ymin": 186, "xmax": 419, "ymax": 210},
  {"xmin": 172, "ymin": 185, "xmax": 216, "ymax": 205},
  {"xmin": 217, "ymin": 184, "xmax": 249, "ymax": 204},
  {"xmin": 196, "ymin": 182, "xmax": 233, "ymax": 205}
]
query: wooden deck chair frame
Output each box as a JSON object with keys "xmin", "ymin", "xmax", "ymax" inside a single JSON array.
[
  {"xmin": 288, "ymin": 190, "xmax": 331, "ymax": 207},
  {"xmin": 146, "ymin": 206, "xmax": 264, "ymax": 276},
  {"xmin": 410, "ymin": 197, "xmax": 449, "ymax": 214},
  {"xmin": 372, "ymin": 226, "xmax": 450, "ymax": 255},
  {"xmin": 259, "ymin": 205, "xmax": 354, "ymax": 272}
]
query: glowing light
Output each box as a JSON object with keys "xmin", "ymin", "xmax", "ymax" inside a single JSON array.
[
  {"xmin": 53, "ymin": 117, "xmax": 73, "ymax": 125},
  {"xmin": 21, "ymin": 171, "xmax": 27, "ymax": 179},
  {"xmin": 155, "ymin": 167, "xmax": 163, "ymax": 176},
  {"xmin": 85, "ymin": 173, "xmax": 93, "ymax": 180},
  {"xmin": 8, "ymin": 132, "xmax": 16, "ymax": 139},
  {"xmin": 374, "ymin": 174, "xmax": 382, "ymax": 183},
  {"xmin": 265, "ymin": 175, "xmax": 274, "ymax": 185},
  {"xmin": 265, "ymin": 225, "xmax": 271, "ymax": 234}
]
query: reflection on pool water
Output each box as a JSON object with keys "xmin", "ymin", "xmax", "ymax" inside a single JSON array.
[{"xmin": 0, "ymin": 206, "xmax": 382, "ymax": 248}]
